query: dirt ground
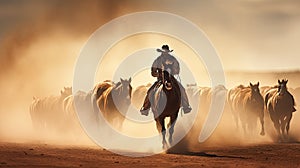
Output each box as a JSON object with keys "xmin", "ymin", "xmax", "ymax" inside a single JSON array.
[{"xmin": 0, "ymin": 142, "xmax": 299, "ymax": 168}]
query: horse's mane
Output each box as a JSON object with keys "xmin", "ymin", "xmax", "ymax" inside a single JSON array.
[
  {"xmin": 113, "ymin": 81, "xmax": 122, "ymax": 89},
  {"xmin": 237, "ymin": 85, "xmax": 248, "ymax": 89}
]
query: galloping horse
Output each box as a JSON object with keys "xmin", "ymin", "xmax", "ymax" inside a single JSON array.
[
  {"xmin": 227, "ymin": 82, "xmax": 265, "ymax": 136},
  {"xmin": 265, "ymin": 79, "xmax": 296, "ymax": 140},
  {"xmin": 149, "ymin": 70, "xmax": 181, "ymax": 149},
  {"xmin": 96, "ymin": 78, "xmax": 132, "ymax": 129}
]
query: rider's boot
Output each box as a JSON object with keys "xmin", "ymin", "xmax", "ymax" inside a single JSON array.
[
  {"xmin": 182, "ymin": 105, "xmax": 192, "ymax": 114},
  {"xmin": 179, "ymin": 84, "xmax": 192, "ymax": 114},
  {"xmin": 140, "ymin": 80, "xmax": 162, "ymax": 116},
  {"xmin": 140, "ymin": 94, "xmax": 151, "ymax": 116}
]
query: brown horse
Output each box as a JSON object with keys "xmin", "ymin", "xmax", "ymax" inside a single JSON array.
[
  {"xmin": 30, "ymin": 87, "xmax": 72, "ymax": 133},
  {"xmin": 96, "ymin": 78, "xmax": 132, "ymax": 130},
  {"xmin": 149, "ymin": 70, "xmax": 181, "ymax": 149},
  {"xmin": 265, "ymin": 79, "xmax": 296, "ymax": 140},
  {"xmin": 227, "ymin": 82, "xmax": 265, "ymax": 136},
  {"xmin": 186, "ymin": 84, "xmax": 206, "ymax": 114},
  {"xmin": 63, "ymin": 89, "xmax": 97, "ymax": 135},
  {"xmin": 131, "ymin": 83, "xmax": 151, "ymax": 110}
]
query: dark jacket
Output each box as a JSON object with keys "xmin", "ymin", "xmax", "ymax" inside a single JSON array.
[{"xmin": 151, "ymin": 53, "xmax": 180, "ymax": 78}]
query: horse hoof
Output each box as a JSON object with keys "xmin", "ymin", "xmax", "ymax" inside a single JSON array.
[
  {"xmin": 260, "ymin": 131, "xmax": 265, "ymax": 136},
  {"xmin": 162, "ymin": 142, "xmax": 168, "ymax": 149}
]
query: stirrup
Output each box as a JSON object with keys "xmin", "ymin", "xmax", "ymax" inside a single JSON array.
[{"xmin": 140, "ymin": 107, "xmax": 150, "ymax": 116}]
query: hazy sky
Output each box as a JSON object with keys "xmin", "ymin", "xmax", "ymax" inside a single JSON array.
[{"xmin": 1, "ymin": 0, "xmax": 300, "ymax": 72}]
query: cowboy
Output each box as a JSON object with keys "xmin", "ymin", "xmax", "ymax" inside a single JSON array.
[{"xmin": 140, "ymin": 45, "xmax": 192, "ymax": 116}]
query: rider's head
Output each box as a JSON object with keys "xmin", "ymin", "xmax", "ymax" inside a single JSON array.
[
  {"xmin": 162, "ymin": 45, "xmax": 170, "ymax": 51},
  {"xmin": 157, "ymin": 45, "xmax": 173, "ymax": 55},
  {"xmin": 162, "ymin": 45, "xmax": 173, "ymax": 52}
]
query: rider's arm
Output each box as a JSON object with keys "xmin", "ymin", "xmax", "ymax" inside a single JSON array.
[{"xmin": 172, "ymin": 56, "xmax": 180, "ymax": 75}]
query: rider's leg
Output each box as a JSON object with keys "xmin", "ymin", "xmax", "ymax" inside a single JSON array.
[
  {"xmin": 140, "ymin": 81, "xmax": 160, "ymax": 115},
  {"xmin": 178, "ymin": 82, "xmax": 192, "ymax": 114}
]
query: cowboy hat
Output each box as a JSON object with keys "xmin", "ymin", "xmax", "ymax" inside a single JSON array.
[{"xmin": 156, "ymin": 44, "xmax": 173, "ymax": 53}]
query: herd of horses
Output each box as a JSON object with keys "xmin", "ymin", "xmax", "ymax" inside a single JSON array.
[
  {"xmin": 30, "ymin": 71, "xmax": 298, "ymax": 148},
  {"xmin": 228, "ymin": 80, "xmax": 297, "ymax": 140},
  {"xmin": 30, "ymin": 78, "xmax": 132, "ymax": 134}
]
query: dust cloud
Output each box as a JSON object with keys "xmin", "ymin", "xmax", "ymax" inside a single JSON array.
[
  {"xmin": 0, "ymin": 0, "xmax": 131, "ymax": 145},
  {"xmin": 0, "ymin": 0, "xmax": 300, "ymax": 155}
]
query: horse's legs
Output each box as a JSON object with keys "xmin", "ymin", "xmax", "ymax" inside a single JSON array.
[
  {"xmin": 273, "ymin": 118, "xmax": 280, "ymax": 133},
  {"xmin": 247, "ymin": 115, "xmax": 256, "ymax": 138},
  {"xmin": 240, "ymin": 108, "xmax": 249, "ymax": 137},
  {"xmin": 269, "ymin": 109, "xmax": 281, "ymax": 137},
  {"xmin": 248, "ymin": 119, "xmax": 255, "ymax": 137},
  {"xmin": 168, "ymin": 113, "xmax": 178, "ymax": 145},
  {"xmin": 259, "ymin": 110, "xmax": 265, "ymax": 136},
  {"xmin": 280, "ymin": 117, "xmax": 286, "ymax": 136},
  {"xmin": 241, "ymin": 118, "xmax": 247, "ymax": 136},
  {"xmin": 156, "ymin": 118, "xmax": 167, "ymax": 149},
  {"xmin": 33, "ymin": 116, "xmax": 43, "ymax": 133},
  {"xmin": 285, "ymin": 113, "xmax": 293, "ymax": 136},
  {"xmin": 234, "ymin": 113, "xmax": 239, "ymax": 130},
  {"xmin": 231, "ymin": 108, "xmax": 239, "ymax": 130},
  {"xmin": 246, "ymin": 110, "xmax": 254, "ymax": 137},
  {"xmin": 272, "ymin": 118, "xmax": 282, "ymax": 140}
]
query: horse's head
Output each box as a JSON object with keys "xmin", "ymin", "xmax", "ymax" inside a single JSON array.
[
  {"xmin": 120, "ymin": 77, "xmax": 132, "ymax": 103},
  {"xmin": 60, "ymin": 87, "xmax": 72, "ymax": 98},
  {"xmin": 162, "ymin": 70, "xmax": 172, "ymax": 90},
  {"xmin": 278, "ymin": 79, "xmax": 288, "ymax": 95},
  {"xmin": 250, "ymin": 82, "xmax": 260, "ymax": 96}
]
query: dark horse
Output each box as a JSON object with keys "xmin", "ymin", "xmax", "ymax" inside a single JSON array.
[
  {"xmin": 149, "ymin": 70, "xmax": 181, "ymax": 149},
  {"xmin": 265, "ymin": 79, "xmax": 296, "ymax": 140}
]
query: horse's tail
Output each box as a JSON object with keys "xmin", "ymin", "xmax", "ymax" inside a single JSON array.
[{"xmin": 265, "ymin": 92, "xmax": 270, "ymax": 108}]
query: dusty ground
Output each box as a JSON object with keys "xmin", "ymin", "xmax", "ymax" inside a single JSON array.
[{"xmin": 0, "ymin": 142, "xmax": 299, "ymax": 168}]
